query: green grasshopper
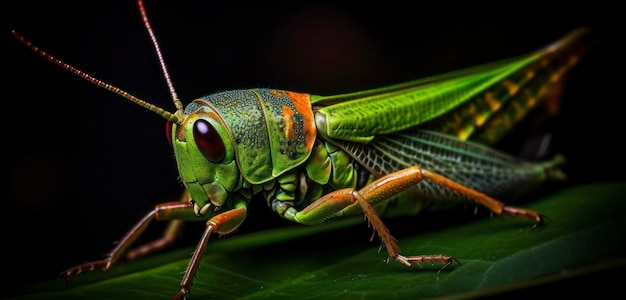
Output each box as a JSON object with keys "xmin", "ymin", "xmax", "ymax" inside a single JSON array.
[{"xmin": 13, "ymin": 0, "xmax": 595, "ymax": 298}]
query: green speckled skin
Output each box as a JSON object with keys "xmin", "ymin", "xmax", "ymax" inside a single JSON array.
[{"xmin": 184, "ymin": 89, "xmax": 315, "ymax": 184}]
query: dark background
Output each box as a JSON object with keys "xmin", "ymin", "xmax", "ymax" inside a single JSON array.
[{"xmin": 3, "ymin": 0, "xmax": 621, "ymax": 295}]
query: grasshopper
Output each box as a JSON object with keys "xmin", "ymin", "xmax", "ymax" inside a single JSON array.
[{"xmin": 13, "ymin": 0, "xmax": 595, "ymax": 298}]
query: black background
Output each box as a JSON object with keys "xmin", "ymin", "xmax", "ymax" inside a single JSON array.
[{"xmin": 3, "ymin": 0, "xmax": 622, "ymax": 296}]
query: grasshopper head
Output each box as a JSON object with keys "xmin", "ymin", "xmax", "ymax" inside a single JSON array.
[
  {"xmin": 168, "ymin": 103, "xmax": 240, "ymax": 217},
  {"xmin": 13, "ymin": 3, "xmax": 247, "ymax": 219}
]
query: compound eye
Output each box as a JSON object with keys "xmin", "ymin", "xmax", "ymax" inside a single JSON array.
[{"xmin": 193, "ymin": 119, "xmax": 225, "ymax": 162}]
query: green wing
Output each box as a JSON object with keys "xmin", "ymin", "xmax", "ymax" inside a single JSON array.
[
  {"xmin": 311, "ymin": 28, "xmax": 595, "ymax": 145},
  {"xmin": 336, "ymin": 129, "xmax": 565, "ymax": 203}
]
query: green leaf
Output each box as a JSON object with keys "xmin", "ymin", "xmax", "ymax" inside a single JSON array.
[{"xmin": 7, "ymin": 182, "xmax": 626, "ymax": 299}]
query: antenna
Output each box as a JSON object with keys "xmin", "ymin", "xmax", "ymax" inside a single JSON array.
[
  {"xmin": 138, "ymin": 0, "xmax": 184, "ymax": 113},
  {"xmin": 11, "ymin": 0, "xmax": 183, "ymax": 124}
]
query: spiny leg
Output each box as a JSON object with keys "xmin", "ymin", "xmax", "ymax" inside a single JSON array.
[
  {"xmin": 283, "ymin": 166, "xmax": 543, "ymax": 270},
  {"xmin": 349, "ymin": 188, "xmax": 459, "ymax": 270},
  {"xmin": 419, "ymin": 168, "xmax": 544, "ymax": 226}
]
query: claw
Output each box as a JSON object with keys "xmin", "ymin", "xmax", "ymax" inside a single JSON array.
[
  {"xmin": 437, "ymin": 257, "xmax": 460, "ymax": 276},
  {"xmin": 532, "ymin": 214, "xmax": 549, "ymax": 231}
]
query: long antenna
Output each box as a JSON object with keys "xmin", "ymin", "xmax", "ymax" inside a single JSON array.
[
  {"xmin": 138, "ymin": 0, "xmax": 184, "ymax": 113},
  {"xmin": 11, "ymin": 4, "xmax": 183, "ymax": 124}
]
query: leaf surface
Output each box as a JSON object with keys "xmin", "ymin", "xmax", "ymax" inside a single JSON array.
[{"xmin": 8, "ymin": 182, "xmax": 626, "ymax": 299}]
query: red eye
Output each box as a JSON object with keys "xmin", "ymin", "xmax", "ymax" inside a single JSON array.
[
  {"xmin": 165, "ymin": 121, "xmax": 173, "ymax": 148},
  {"xmin": 193, "ymin": 119, "xmax": 225, "ymax": 162}
]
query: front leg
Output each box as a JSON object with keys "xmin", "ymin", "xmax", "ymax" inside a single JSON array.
[
  {"xmin": 172, "ymin": 198, "xmax": 248, "ymax": 300},
  {"xmin": 61, "ymin": 200, "xmax": 196, "ymax": 282},
  {"xmin": 280, "ymin": 166, "xmax": 544, "ymax": 270}
]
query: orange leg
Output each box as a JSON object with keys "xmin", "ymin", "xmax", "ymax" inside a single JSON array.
[
  {"xmin": 61, "ymin": 198, "xmax": 196, "ymax": 282},
  {"xmin": 62, "ymin": 192, "xmax": 248, "ymax": 300},
  {"xmin": 283, "ymin": 166, "xmax": 543, "ymax": 270},
  {"xmin": 125, "ymin": 191, "xmax": 193, "ymax": 260},
  {"xmin": 172, "ymin": 204, "xmax": 247, "ymax": 300}
]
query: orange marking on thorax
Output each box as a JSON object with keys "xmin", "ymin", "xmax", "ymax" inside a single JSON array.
[{"xmin": 285, "ymin": 91, "xmax": 316, "ymax": 151}]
